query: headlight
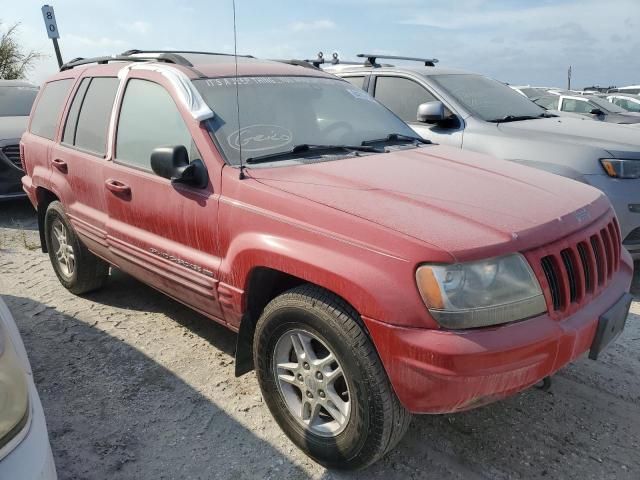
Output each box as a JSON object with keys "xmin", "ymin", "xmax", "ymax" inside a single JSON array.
[
  {"xmin": 600, "ymin": 158, "xmax": 640, "ymax": 179},
  {"xmin": 416, "ymin": 253, "xmax": 547, "ymax": 329},
  {"xmin": 0, "ymin": 323, "xmax": 29, "ymax": 451}
]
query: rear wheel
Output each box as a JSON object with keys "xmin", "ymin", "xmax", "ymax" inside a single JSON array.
[
  {"xmin": 45, "ymin": 201, "xmax": 109, "ymax": 294},
  {"xmin": 254, "ymin": 285, "xmax": 411, "ymax": 470}
]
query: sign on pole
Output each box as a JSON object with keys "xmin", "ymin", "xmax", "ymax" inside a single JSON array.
[
  {"xmin": 41, "ymin": 5, "xmax": 63, "ymax": 68},
  {"xmin": 41, "ymin": 5, "xmax": 60, "ymax": 39}
]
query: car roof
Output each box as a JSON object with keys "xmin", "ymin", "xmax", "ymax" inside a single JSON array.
[{"xmin": 0, "ymin": 80, "xmax": 37, "ymax": 88}]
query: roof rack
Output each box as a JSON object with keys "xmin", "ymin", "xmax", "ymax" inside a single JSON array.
[
  {"xmin": 60, "ymin": 49, "xmax": 256, "ymax": 72},
  {"xmin": 120, "ymin": 49, "xmax": 253, "ymax": 59},
  {"xmin": 357, "ymin": 53, "xmax": 439, "ymax": 67},
  {"xmin": 60, "ymin": 52, "xmax": 193, "ymax": 71}
]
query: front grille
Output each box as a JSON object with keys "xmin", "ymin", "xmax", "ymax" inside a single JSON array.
[
  {"xmin": 1, "ymin": 144, "xmax": 22, "ymax": 170},
  {"xmin": 534, "ymin": 216, "xmax": 621, "ymax": 314}
]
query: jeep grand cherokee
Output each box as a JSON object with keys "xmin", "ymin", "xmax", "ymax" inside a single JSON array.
[{"xmin": 20, "ymin": 51, "xmax": 632, "ymax": 469}]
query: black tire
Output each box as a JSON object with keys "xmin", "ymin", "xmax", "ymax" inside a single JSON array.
[
  {"xmin": 253, "ymin": 284, "xmax": 411, "ymax": 470},
  {"xmin": 44, "ymin": 201, "xmax": 109, "ymax": 295}
]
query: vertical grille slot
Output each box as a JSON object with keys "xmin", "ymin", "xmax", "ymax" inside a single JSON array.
[
  {"xmin": 560, "ymin": 249, "xmax": 578, "ymax": 303},
  {"xmin": 577, "ymin": 242, "xmax": 593, "ymax": 294},
  {"xmin": 590, "ymin": 235, "xmax": 605, "ymax": 286},
  {"xmin": 607, "ymin": 222, "xmax": 619, "ymax": 269},
  {"xmin": 600, "ymin": 228, "xmax": 614, "ymax": 279},
  {"xmin": 541, "ymin": 256, "xmax": 561, "ymax": 311}
]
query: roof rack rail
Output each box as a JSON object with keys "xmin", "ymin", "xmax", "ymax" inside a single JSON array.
[
  {"xmin": 357, "ymin": 53, "xmax": 439, "ymax": 67},
  {"xmin": 120, "ymin": 49, "xmax": 254, "ymax": 59},
  {"xmin": 59, "ymin": 53, "xmax": 193, "ymax": 71}
]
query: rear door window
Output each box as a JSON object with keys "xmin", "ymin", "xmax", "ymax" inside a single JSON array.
[
  {"xmin": 62, "ymin": 77, "xmax": 119, "ymax": 156},
  {"xmin": 373, "ymin": 76, "xmax": 437, "ymax": 123},
  {"xmin": 115, "ymin": 79, "xmax": 196, "ymax": 171},
  {"xmin": 30, "ymin": 79, "xmax": 74, "ymax": 140}
]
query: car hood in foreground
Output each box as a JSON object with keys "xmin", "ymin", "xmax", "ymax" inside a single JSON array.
[
  {"xmin": 0, "ymin": 116, "xmax": 28, "ymax": 141},
  {"xmin": 251, "ymin": 145, "xmax": 610, "ymax": 261},
  {"xmin": 497, "ymin": 117, "xmax": 640, "ymax": 158}
]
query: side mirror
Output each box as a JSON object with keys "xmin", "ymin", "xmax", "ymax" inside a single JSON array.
[
  {"xmin": 150, "ymin": 145, "xmax": 209, "ymax": 189},
  {"xmin": 417, "ymin": 101, "xmax": 446, "ymax": 123},
  {"xmin": 590, "ymin": 108, "xmax": 604, "ymax": 116}
]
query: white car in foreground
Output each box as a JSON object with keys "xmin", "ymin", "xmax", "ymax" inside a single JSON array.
[{"xmin": 0, "ymin": 298, "xmax": 56, "ymax": 479}]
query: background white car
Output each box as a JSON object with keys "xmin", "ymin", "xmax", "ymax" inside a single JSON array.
[
  {"xmin": 606, "ymin": 94, "xmax": 640, "ymax": 113},
  {"xmin": 0, "ymin": 297, "xmax": 57, "ymax": 479}
]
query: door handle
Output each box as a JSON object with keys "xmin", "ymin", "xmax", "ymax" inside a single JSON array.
[
  {"xmin": 105, "ymin": 179, "xmax": 131, "ymax": 195},
  {"xmin": 51, "ymin": 158, "xmax": 68, "ymax": 172}
]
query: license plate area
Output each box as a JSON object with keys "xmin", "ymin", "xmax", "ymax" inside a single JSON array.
[{"xmin": 589, "ymin": 293, "xmax": 633, "ymax": 360}]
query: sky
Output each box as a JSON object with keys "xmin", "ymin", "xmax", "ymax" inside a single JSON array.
[{"xmin": 2, "ymin": 0, "xmax": 639, "ymax": 88}]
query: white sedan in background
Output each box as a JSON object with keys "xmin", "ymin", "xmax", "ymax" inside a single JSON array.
[{"xmin": 0, "ymin": 298, "xmax": 56, "ymax": 479}]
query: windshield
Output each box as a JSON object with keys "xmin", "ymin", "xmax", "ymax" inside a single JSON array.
[
  {"xmin": 430, "ymin": 74, "xmax": 546, "ymax": 121},
  {"xmin": 193, "ymin": 76, "xmax": 417, "ymax": 165},
  {"xmin": 589, "ymin": 96, "xmax": 627, "ymax": 113},
  {"xmin": 0, "ymin": 86, "xmax": 38, "ymax": 117}
]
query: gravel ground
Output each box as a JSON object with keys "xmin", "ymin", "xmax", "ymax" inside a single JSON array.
[{"xmin": 1, "ymin": 198, "xmax": 639, "ymax": 480}]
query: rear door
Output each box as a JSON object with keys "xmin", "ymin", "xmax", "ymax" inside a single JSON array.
[
  {"xmin": 371, "ymin": 74, "xmax": 464, "ymax": 147},
  {"xmin": 102, "ymin": 73, "xmax": 225, "ymax": 322},
  {"xmin": 22, "ymin": 78, "xmax": 75, "ymax": 200},
  {"xmin": 50, "ymin": 76, "xmax": 119, "ymax": 259}
]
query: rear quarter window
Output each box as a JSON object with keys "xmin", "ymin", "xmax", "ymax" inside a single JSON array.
[{"xmin": 30, "ymin": 79, "xmax": 74, "ymax": 140}]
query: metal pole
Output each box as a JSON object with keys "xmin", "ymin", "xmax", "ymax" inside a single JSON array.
[{"xmin": 52, "ymin": 37, "xmax": 63, "ymax": 68}]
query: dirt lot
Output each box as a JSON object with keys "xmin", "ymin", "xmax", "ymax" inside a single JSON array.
[{"xmin": 1, "ymin": 199, "xmax": 639, "ymax": 480}]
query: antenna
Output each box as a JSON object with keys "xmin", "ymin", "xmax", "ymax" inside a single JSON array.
[{"xmin": 232, "ymin": 0, "xmax": 245, "ymax": 179}]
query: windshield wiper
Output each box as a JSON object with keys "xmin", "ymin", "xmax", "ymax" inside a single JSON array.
[
  {"xmin": 245, "ymin": 143, "xmax": 384, "ymax": 165},
  {"xmin": 361, "ymin": 133, "xmax": 431, "ymax": 146},
  {"xmin": 488, "ymin": 114, "xmax": 543, "ymax": 123}
]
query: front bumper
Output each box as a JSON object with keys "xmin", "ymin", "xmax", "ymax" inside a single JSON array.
[
  {"xmin": 365, "ymin": 252, "xmax": 633, "ymax": 414},
  {"xmin": 0, "ymin": 381, "xmax": 57, "ymax": 479},
  {"xmin": 584, "ymin": 174, "xmax": 640, "ymax": 259}
]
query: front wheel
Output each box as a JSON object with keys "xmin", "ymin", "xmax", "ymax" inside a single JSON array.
[{"xmin": 254, "ymin": 285, "xmax": 410, "ymax": 470}]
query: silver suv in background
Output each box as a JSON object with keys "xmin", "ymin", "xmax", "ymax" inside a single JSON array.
[
  {"xmin": 324, "ymin": 54, "xmax": 640, "ymax": 258},
  {"xmin": 0, "ymin": 81, "xmax": 39, "ymax": 200}
]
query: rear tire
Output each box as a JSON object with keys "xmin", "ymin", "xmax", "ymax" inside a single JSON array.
[
  {"xmin": 253, "ymin": 284, "xmax": 410, "ymax": 470},
  {"xmin": 44, "ymin": 201, "xmax": 109, "ymax": 295}
]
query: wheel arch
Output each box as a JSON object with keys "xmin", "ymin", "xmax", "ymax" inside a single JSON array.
[
  {"xmin": 234, "ymin": 263, "xmax": 374, "ymax": 377},
  {"xmin": 35, "ymin": 187, "xmax": 60, "ymax": 253}
]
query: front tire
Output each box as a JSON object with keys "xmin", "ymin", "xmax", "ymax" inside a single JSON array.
[
  {"xmin": 253, "ymin": 285, "xmax": 410, "ymax": 470},
  {"xmin": 44, "ymin": 201, "xmax": 109, "ymax": 295}
]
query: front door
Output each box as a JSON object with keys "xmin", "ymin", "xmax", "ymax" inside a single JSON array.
[
  {"xmin": 371, "ymin": 74, "xmax": 464, "ymax": 147},
  {"xmin": 103, "ymin": 75, "xmax": 224, "ymax": 321}
]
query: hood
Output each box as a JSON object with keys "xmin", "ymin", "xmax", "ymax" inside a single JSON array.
[
  {"xmin": 0, "ymin": 116, "xmax": 28, "ymax": 141},
  {"xmin": 250, "ymin": 146, "xmax": 610, "ymax": 261},
  {"xmin": 497, "ymin": 117, "xmax": 640, "ymax": 158}
]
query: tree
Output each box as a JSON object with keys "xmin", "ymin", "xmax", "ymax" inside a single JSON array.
[{"xmin": 0, "ymin": 21, "xmax": 43, "ymax": 80}]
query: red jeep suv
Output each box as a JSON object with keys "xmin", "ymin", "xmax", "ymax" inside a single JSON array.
[{"xmin": 20, "ymin": 51, "xmax": 632, "ymax": 469}]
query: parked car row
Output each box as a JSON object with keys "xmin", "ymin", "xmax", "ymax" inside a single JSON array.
[
  {"xmin": 6, "ymin": 49, "xmax": 633, "ymax": 470},
  {"xmin": 512, "ymin": 84, "xmax": 640, "ymax": 123}
]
